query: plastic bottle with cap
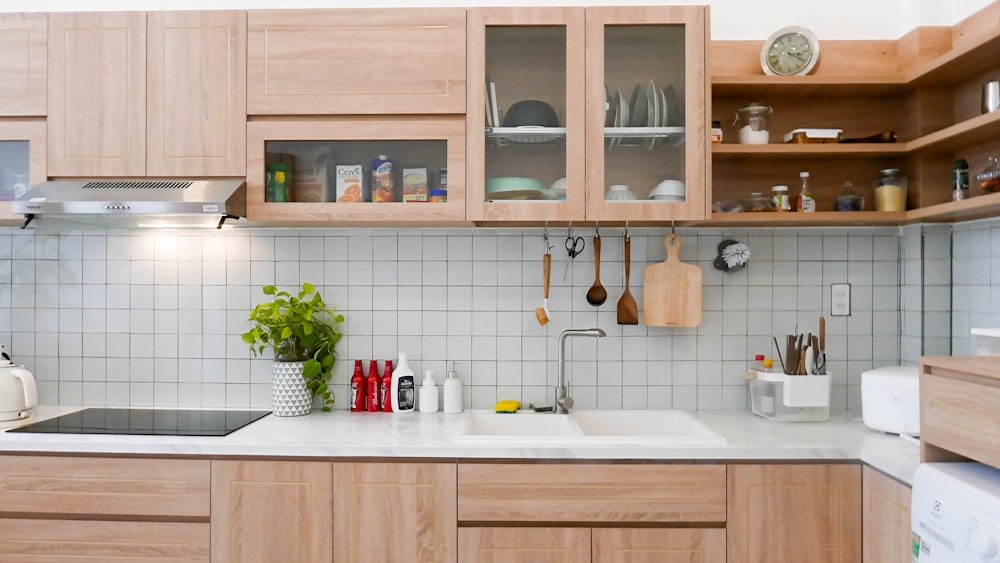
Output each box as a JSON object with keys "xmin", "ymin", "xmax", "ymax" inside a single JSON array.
[
  {"xmin": 443, "ymin": 361, "xmax": 463, "ymax": 414},
  {"xmin": 418, "ymin": 370, "xmax": 439, "ymax": 413}
]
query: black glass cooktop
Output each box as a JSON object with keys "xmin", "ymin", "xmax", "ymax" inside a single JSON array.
[{"xmin": 8, "ymin": 408, "xmax": 271, "ymax": 436}]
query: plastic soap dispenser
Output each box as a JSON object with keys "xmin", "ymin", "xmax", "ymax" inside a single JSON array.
[
  {"xmin": 419, "ymin": 370, "xmax": 439, "ymax": 414},
  {"xmin": 443, "ymin": 361, "xmax": 463, "ymax": 414},
  {"xmin": 390, "ymin": 353, "xmax": 415, "ymax": 413}
]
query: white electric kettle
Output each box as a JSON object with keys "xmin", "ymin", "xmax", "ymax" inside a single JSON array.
[{"xmin": 0, "ymin": 354, "xmax": 37, "ymax": 421}]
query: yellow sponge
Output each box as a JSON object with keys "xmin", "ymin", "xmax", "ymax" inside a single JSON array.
[{"xmin": 494, "ymin": 400, "xmax": 521, "ymax": 413}]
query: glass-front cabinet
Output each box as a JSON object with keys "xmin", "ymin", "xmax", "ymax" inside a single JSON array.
[
  {"xmin": 246, "ymin": 118, "xmax": 466, "ymax": 224},
  {"xmin": 0, "ymin": 121, "xmax": 46, "ymax": 225},
  {"xmin": 586, "ymin": 7, "xmax": 709, "ymax": 222},
  {"xmin": 468, "ymin": 7, "xmax": 708, "ymax": 224},
  {"xmin": 466, "ymin": 8, "xmax": 587, "ymax": 223}
]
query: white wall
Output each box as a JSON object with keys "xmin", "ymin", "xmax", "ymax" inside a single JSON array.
[{"xmin": 2, "ymin": 0, "xmax": 991, "ymax": 40}]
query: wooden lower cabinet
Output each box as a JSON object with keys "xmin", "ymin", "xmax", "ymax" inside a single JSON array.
[
  {"xmin": 727, "ymin": 464, "xmax": 862, "ymax": 563},
  {"xmin": 0, "ymin": 519, "xmax": 209, "ymax": 562},
  {"xmin": 862, "ymin": 466, "xmax": 911, "ymax": 563},
  {"xmin": 459, "ymin": 527, "xmax": 591, "ymax": 562},
  {"xmin": 592, "ymin": 528, "xmax": 726, "ymax": 563},
  {"xmin": 458, "ymin": 527, "xmax": 725, "ymax": 562},
  {"xmin": 333, "ymin": 462, "xmax": 457, "ymax": 563},
  {"xmin": 211, "ymin": 460, "xmax": 333, "ymax": 563}
]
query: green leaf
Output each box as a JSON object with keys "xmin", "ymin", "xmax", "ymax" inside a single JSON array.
[
  {"xmin": 303, "ymin": 282, "xmax": 315, "ymax": 294},
  {"xmin": 263, "ymin": 285, "xmax": 277, "ymax": 295}
]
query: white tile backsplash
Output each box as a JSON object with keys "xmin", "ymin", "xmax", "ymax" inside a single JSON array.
[{"xmin": 0, "ymin": 227, "xmax": 905, "ymax": 411}]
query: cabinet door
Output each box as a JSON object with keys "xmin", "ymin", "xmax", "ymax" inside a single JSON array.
[
  {"xmin": 862, "ymin": 466, "xmax": 911, "ymax": 563},
  {"xmin": 0, "ymin": 120, "xmax": 45, "ymax": 225},
  {"xmin": 0, "ymin": 14, "xmax": 47, "ymax": 116},
  {"xmin": 459, "ymin": 527, "xmax": 590, "ymax": 563},
  {"xmin": 0, "ymin": 519, "xmax": 209, "ymax": 562},
  {"xmin": 585, "ymin": 7, "xmax": 709, "ymax": 222},
  {"xmin": 593, "ymin": 528, "xmax": 726, "ymax": 563},
  {"xmin": 48, "ymin": 12, "xmax": 146, "ymax": 177},
  {"xmin": 211, "ymin": 460, "xmax": 333, "ymax": 563},
  {"xmin": 727, "ymin": 464, "xmax": 862, "ymax": 563},
  {"xmin": 147, "ymin": 11, "xmax": 247, "ymax": 176},
  {"xmin": 248, "ymin": 9, "xmax": 466, "ymax": 115},
  {"xmin": 246, "ymin": 117, "xmax": 466, "ymax": 224},
  {"xmin": 334, "ymin": 462, "xmax": 456, "ymax": 563},
  {"xmin": 466, "ymin": 8, "xmax": 586, "ymax": 222}
]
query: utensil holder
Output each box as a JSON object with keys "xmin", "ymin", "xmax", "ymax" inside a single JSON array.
[{"xmin": 749, "ymin": 371, "xmax": 831, "ymax": 422}]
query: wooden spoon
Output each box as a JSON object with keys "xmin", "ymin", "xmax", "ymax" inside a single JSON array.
[
  {"xmin": 617, "ymin": 233, "xmax": 638, "ymax": 325},
  {"xmin": 586, "ymin": 233, "xmax": 607, "ymax": 306}
]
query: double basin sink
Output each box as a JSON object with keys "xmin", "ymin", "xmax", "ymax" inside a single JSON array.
[{"xmin": 454, "ymin": 410, "xmax": 726, "ymax": 445}]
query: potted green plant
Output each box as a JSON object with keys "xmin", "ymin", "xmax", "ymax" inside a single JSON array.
[{"xmin": 242, "ymin": 283, "xmax": 344, "ymax": 416}]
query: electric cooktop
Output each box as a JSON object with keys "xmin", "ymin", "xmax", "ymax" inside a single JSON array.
[{"xmin": 8, "ymin": 408, "xmax": 271, "ymax": 436}]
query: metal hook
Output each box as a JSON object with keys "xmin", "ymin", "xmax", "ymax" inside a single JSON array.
[
  {"xmin": 671, "ymin": 220, "xmax": 676, "ymax": 235},
  {"xmin": 595, "ymin": 221, "xmax": 600, "ymax": 237},
  {"xmin": 624, "ymin": 221, "xmax": 629, "ymax": 238}
]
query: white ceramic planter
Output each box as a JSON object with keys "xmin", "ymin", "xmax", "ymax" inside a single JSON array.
[{"xmin": 272, "ymin": 361, "xmax": 312, "ymax": 417}]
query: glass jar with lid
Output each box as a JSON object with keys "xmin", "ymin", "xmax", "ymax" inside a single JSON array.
[
  {"xmin": 742, "ymin": 191, "xmax": 774, "ymax": 212},
  {"xmin": 873, "ymin": 168, "xmax": 907, "ymax": 211},
  {"xmin": 734, "ymin": 104, "xmax": 772, "ymax": 145},
  {"xmin": 977, "ymin": 156, "xmax": 1000, "ymax": 193}
]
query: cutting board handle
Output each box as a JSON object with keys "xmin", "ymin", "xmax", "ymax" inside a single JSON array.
[{"xmin": 664, "ymin": 234, "xmax": 683, "ymax": 262}]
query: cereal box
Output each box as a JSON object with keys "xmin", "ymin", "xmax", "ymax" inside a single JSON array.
[
  {"xmin": 336, "ymin": 165, "xmax": 363, "ymax": 203},
  {"xmin": 402, "ymin": 168, "xmax": 428, "ymax": 202}
]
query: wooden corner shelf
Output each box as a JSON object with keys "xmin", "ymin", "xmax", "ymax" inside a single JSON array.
[
  {"xmin": 712, "ymin": 143, "xmax": 907, "ymax": 160},
  {"xmin": 906, "ymin": 110, "xmax": 1000, "ymax": 154},
  {"xmin": 907, "ymin": 28, "xmax": 1000, "ymax": 87},
  {"xmin": 695, "ymin": 211, "xmax": 906, "ymax": 227},
  {"xmin": 906, "ymin": 191, "xmax": 1000, "ymax": 223}
]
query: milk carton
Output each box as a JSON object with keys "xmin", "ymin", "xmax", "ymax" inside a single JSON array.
[{"xmin": 336, "ymin": 165, "xmax": 363, "ymax": 203}]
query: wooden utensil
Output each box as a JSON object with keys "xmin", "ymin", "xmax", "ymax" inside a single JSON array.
[
  {"xmin": 534, "ymin": 251, "xmax": 551, "ymax": 326},
  {"xmin": 617, "ymin": 233, "xmax": 638, "ymax": 325},
  {"xmin": 586, "ymin": 233, "xmax": 607, "ymax": 306},
  {"xmin": 643, "ymin": 234, "xmax": 702, "ymax": 327}
]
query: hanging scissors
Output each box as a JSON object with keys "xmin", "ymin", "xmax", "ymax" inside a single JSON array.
[
  {"xmin": 565, "ymin": 229, "xmax": 585, "ymax": 259},
  {"xmin": 563, "ymin": 227, "xmax": 586, "ymax": 280}
]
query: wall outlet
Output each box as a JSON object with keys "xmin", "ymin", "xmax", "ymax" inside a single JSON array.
[{"xmin": 831, "ymin": 283, "xmax": 851, "ymax": 316}]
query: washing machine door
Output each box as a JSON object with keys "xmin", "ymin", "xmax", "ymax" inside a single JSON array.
[{"xmin": 912, "ymin": 463, "xmax": 1000, "ymax": 562}]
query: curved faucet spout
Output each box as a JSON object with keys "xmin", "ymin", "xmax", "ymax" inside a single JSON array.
[{"xmin": 555, "ymin": 328, "xmax": 606, "ymax": 413}]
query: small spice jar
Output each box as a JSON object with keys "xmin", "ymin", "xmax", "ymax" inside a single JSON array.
[
  {"xmin": 742, "ymin": 192, "xmax": 774, "ymax": 212},
  {"xmin": 771, "ymin": 185, "xmax": 790, "ymax": 211},
  {"xmin": 429, "ymin": 189, "xmax": 448, "ymax": 203},
  {"xmin": 873, "ymin": 168, "xmax": 907, "ymax": 211}
]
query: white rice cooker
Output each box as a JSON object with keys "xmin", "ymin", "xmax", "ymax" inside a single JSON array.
[{"xmin": 861, "ymin": 365, "xmax": 920, "ymax": 435}]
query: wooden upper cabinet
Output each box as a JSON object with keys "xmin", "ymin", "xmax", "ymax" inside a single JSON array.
[
  {"xmin": 0, "ymin": 14, "xmax": 47, "ymax": 116},
  {"xmin": 585, "ymin": 6, "xmax": 710, "ymax": 222},
  {"xmin": 466, "ymin": 8, "xmax": 587, "ymax": 223},
  {"xmin": 146, "ymin": 11, "xmax": 247, "ymax": 176},
  {"xmin": 48, "ymin": 12, "xmax": 146, "ymax": 177},
  {"xmin": 211, "ymin": 460, "xmax": 333, "ymax": 563},
  {"xmin": 727, "ymin": 464, "xmax": 862, "ymax": 563},
  {"xmin": 334, "ymin": 463, "xmax": 457, "ymax": 563},
  {"xmin": 247, "ymin": 9, "xmax": 466, "ymax": 115}
]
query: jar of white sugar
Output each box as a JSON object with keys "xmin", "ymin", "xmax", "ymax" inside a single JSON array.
[{"xmin": 735, "ymin": 104, "xmax": 772, "ymax": 144}]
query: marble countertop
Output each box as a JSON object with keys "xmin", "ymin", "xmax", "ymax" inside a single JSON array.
[{"xmin": 0, "ymin": 406, "xmax": 921, "ymax": 485}]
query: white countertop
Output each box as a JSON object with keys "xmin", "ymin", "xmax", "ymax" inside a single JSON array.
[{"xmin": 0, "ymin": 406, "xmax": 921, "ymax": 485}]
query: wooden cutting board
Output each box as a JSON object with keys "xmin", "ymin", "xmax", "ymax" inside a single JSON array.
[{"xmin": 643, "ymin": 234, "xmax": 702, "ymax": 327}]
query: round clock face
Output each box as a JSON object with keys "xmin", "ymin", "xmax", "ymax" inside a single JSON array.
[{"xmin": 761, "ymin": 26, "xmax": 820, "ymax": 76}]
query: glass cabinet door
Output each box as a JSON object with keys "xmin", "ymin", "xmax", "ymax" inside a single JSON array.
[
  {"xmin": 246, "ymin": 117, "xmax": 465, "ymax": 225},
  {"xmin": 0, "ymin": 121, "xmax": 46, "ymax": 225},
  {"xmin": 585, "ymin": 7, "xmax": 709, "ymax": 222},
  {"xmin": 466, "ymin": 8, "xmax": 586, "ymax": 223}
]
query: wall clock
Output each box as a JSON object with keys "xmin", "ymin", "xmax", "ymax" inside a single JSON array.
[{"xmin": 760, "ymin": 26, "xmax": 820, "ymax": 76}]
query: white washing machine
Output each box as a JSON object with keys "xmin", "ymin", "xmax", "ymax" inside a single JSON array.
[{"xmin": 912, "ymin": 462, "xmax": 1000, "ymax": 562}]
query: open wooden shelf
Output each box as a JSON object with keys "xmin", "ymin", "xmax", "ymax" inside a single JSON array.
[
  {"xmin": 712, "ymin": 143, "xmax": 907, "ymax": 160},
  {"xmin": 711, "ymin": 75, "xmax": 907, "ymax": 98},
  {"xmin": 906, "ymin": 191, "xmax": 1000, "ymax": 223},
  {"xmin": 908, "ymin": 27, "xmax": 1000, "ymax": 87},
  {"xmin": 696, "ymin": 211, "xmax": 906, "ymax": 227},
  {"xmin": 907, "ymin": 109, "xmax": 1000, "ymax": 154}
]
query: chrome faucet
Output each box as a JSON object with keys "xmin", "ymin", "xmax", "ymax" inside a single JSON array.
[{"xmin": 555, "ymin": 328, "xmax": 606, "ymax": 414}]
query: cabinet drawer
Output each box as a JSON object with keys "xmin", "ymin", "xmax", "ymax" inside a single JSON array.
[
  {"xmin": 0, "ymin": 456, "xmax": 210, "ymax": 518},
  {"xmin": 0, "ymin": 519, "xmax": 209, "ymax": 562},
  {"xmin": 921, "ymin": 366, "xmax": 1000, "ymax": 467},
  {"xmin": 248, "ymin": 9, "xmax": 466, "ymax": 115},
  {"xmin": 458, "ymin": 463, "xmax": 726, "ymax": 523}
]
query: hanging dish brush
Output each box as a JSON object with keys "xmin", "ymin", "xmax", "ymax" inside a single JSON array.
[{"xmin": 713, "ymin": 239, "xmax": 751, "ymax": 272}]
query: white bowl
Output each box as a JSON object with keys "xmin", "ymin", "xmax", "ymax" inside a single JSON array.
[
  {"xmin": 550, "ymin": 177, "xmax": 567, "ymax": 196},
  {"xmin": 650, "ymin": 179, "xmax": 685, "ymax": 199},
  {"xmin": 605, "ymin": 184, "xmax": 638, "ymax": 201}
]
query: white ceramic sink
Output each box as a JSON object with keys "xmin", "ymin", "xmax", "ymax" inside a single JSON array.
[{"xmin": 454, "ymin": 410, "xmax": 726, "ymax": 444}]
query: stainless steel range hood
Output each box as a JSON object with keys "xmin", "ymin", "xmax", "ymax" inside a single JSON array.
[{"xmin": 11, "ymin": 179, "xmax": 246, "ymax": 229}]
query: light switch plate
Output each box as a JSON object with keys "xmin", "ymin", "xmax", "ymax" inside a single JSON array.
[{"xmin": 831, "ymin": 283, "xmax": 851, "ymax": 316}]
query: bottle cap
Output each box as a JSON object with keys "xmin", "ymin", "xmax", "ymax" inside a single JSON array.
[
  {"xmin": 771, "ymin": 185, "xmax": 788, "ymax": 192},
  {"xmin": 800, "ymin": 171, "xmax": 810, "ymax": 178},
  {"xmin": 423, "ymin": 370, "xmax": 435, "ymax": 387},
  {"xmin": 955, "ymin": 158, "xmax": 969, "ymax": 169},
  {"xmin": 755, "ymin": 354, "xmax": 765, "ymax": 361}
]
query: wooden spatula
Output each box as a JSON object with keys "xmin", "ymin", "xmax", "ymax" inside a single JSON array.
[{"xmin": 617, "ymin": 233, "xmax": 638, "ymax": 325}]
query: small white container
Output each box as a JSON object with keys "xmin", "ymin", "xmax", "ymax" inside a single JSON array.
[
  {"xmin": 443, "ymin": 361, "xmax": 463, "ymax": 414},
  {"xmin": 972, "ymin": 328, "xmax": 1000, "ymax": 355},
  {"xmin": 749, "ymin": 371, "xmax": 831, "ymax": 422},
  {"xmin": 861, "ymin": 366, "xmax": 919, "ymax": 435},
  {"xmin": 419, "ymin": 370, "xmax": 439, "ymax": 413}
]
